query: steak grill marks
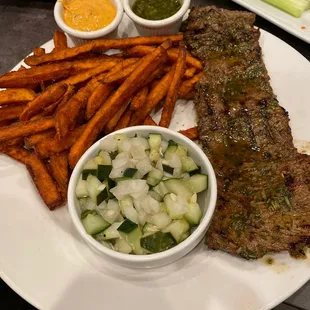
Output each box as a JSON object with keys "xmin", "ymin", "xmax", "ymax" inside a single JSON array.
[{"xmin": 182, "ymin": 6, "xmax": 310, "ymax": 259}]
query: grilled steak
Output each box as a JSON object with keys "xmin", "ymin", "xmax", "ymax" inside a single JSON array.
[{"xmin": 182, "ymin": 6, "xmax": 310, "ymax": 259}]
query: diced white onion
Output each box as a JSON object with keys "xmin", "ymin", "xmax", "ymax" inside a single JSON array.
[
  {"xmin": 136, "ymin": 157, "xmax": 153, "ymax": 176},
  {"xmin": 100, "ymin": 135, "xmax": 117, "ymax": 152}
]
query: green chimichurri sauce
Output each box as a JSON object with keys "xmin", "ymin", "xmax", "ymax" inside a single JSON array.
[{"xmin": 132, "ymin": 0, "xmax": 182, "ymax": 21}]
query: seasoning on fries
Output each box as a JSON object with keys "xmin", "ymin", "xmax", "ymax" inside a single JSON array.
[{"xmin": 0, "ymin": 31, "xmax": 202, "ymax": 211}]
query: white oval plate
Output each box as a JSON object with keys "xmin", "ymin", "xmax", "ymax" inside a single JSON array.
[{"xmin": 1, "ymin": 13, "xmax": 310, "ymax": 310}]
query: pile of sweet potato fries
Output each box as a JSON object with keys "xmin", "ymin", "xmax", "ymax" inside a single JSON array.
[{"xmin": 0, "ymin": 30, "xmax": 201, "ymax": 210}]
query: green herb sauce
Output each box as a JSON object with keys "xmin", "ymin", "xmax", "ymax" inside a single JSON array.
[{"xmin": 132, "ymin": 0, "xmax": 181, "ymax": 21}]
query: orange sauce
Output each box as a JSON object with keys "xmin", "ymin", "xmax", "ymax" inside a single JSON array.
[{"xmin": 61, "ymin": 0, "xmax": 116, "ymax": 32}]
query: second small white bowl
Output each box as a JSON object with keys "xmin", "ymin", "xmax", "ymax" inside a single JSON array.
[
  {"xmin": 68, "ymin": 126, "xmax": 217, "ymax": 269},
  {"xmin": 124, "ymin": 0, "xmax": 191, "ymax": 36},
  {"xmin": 54, "ymin": 0, "xmax": 124, "ymax": 45}
]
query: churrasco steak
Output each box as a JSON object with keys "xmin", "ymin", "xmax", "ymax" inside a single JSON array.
[{"xmin": 182, "ymin": 6, "xmax": 310, "ymax": 259}]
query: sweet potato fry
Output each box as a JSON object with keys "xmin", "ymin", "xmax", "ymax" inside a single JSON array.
[
  {"xmin": 0, "ymin": 58, "xmax": 117, "ymax": 88},
  {"xmin": 0, "ymin": 120, "xmax": 14, "ymax": 127},
  {"xmin": 35, "ymin": 125, "xmax": 85, "ymax": 158},
  {"xmin": 0, "ymin": 137, "xmax": 24, "ymax": 148},
  {"xmin": 114, "ymin": 108, "xmax": 133, "ymax": 130},
  {"xmin": 179, "ymin": 127, "xmax": 198, "ymax": 140},
  {"xmin": 85, "ymin": 83, "xmax": 114, "ymax": 120},
  {"xmin": 125, "ymin": 45, "xmax": 202, "ymax": 70},
  {"xmin": 33, "ymin": 47, "xmax": 45, "ymax": 56},
  {"xmin": 183, "ymin": 67, "xmax": 196, "ymax": 79},
  {"xmin": 144, "ymin": 116, "xmax": 157, "ymax": 126},
  {"xmin": 24, "ymin": 129, "xmax": 56, "ymax": 148},
  {"xmin": 53, "ymin": 30, "xmax": 68, "ymax": 51},
  {"xmin": 105, "ymin": 99, "xmax": 131, "ymax": 133},
  {"xmin": 20, "ymin": 83, "xmax": 68, "ymax": 121},
  {"xmin": 0, "ymin": 104, "xmax": 26, "ymax": 122},
  {"xmin": 159, "ymin": 46, "xmax": 186, "ymax": 127},
  {"xmin": 0, "ymin": 117, "xmax": 55, "ymax": 142},
  {"xmin": 0, "ymin": 88, "xmax": 36, "ymax": 106},
  {"xmin": 178, "ymin": 72, "xmax": 203, "ymax": 99},
  {"xmin": 102, "ymin": 60, "xmax": 141, "ymax": 84},
  {"xmin": 179, "ymin": 89, "xmax": 195, "ymax": 100},
  {"xmin": 48, "ymin": 152, "xmax": 69, "ymax": 199},
  {"xmin": 56, "ymin": 77, "xmax": 101, "ymax": 138},
  {"xmin": 0, "ymin": 145, "xmax": 63, "ymax": 209},
  {"xmin": 130, "ymin": 66, "xmax": 175, "ymax": 126},
  {"xmin": 103, "ymin": 58, "xmax": 139, "ymax": 81},
  {"xmin": 62, "ymin": 61, "xmax": 118, "ymax": 86},
  {"xmin": 69, "ymin": 40, "xmax": 171, "ymax": 168},
  {"xmin": 30, "ymin": 85, "xmax": 76, "ymax": 120},
  {"xmin": 25, "ymin": 34, "xmax": 183, "ymax": 66},
  {"xmin": 130, "ymin": 86, "xmax": 148, "ymax": 111}
]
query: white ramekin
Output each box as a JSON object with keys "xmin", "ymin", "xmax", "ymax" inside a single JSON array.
[
  {"xmin": 123, "ymin": 0, "xmax": 191, "ymax": 36},
  {"xmin": 54, "ymin": 0, "xmax": 124, "ymax": 45},
  {"xmin": 68, "ymin": 126, "xmax": 217, "ymax": 269}
]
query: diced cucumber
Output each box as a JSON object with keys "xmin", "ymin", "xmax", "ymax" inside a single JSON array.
[
  {"xmin": 164, "ymin": 145, "xmax": 177, "ymax": 159},
  {"xmin": 184, "ymin": 202, "xmax": 202, "ymax": 225},
  {"xmin": 148, "ymin": 190, "xmax": 162, "ymax": 202},
  {"xmin": 164, "ymin": 193, "xmax": 188, "ymax": 220},
  {"xmin": 82, "ymin": 169, "xmax": 97, "ymax": 180},
  {"xmin": 168, "ymin": 139, "xmax": 177, "ymax": 147},
  {"xmin": 146, "ymin": 168, "xmax": 163, "ymax": 186},
  {"xmin": 96, "ymin": 222, "xmax": 122, "ymax": 240},
  {"xmin": 175, "ymin": 145, "xmax": 187, "ymax": 157},
  {"xmin": 96, "ymin": 178, "xmax": 115, "ymax": 205},
  {"xmin": 189, "ymin": 166, "xmax": 201, "ymax": 176},
  {"xmin": 114, "ymin": 238, "xmax": 132, "ymax": 254},
  {"xmin": 186, "ymin": 174, "xmax": 208, "ymax": 193},
  {"xmin": 153, "ymin": 181, "xmax": 169, "ymax": 198},
  {"xmin": 97, "ymin": 165, "xmax": 112, "ymax": 181},
  {"xmin": 109, "ymin": 150, "xmax": 118, "ymax": 160},
  {"xmin": 120, "ymin": 226, "xmax": 143, "ymax": 254},
  {"xmin": 163, "ymin": 164, "xmax": 174, "ymax": 175},
  {"xmin": 142, "ymin": 223, "xmax": 159, "ymax": 237},
  {"xmin": 123, "ymin": 168, "xmax": 138, "ymax": 178},
  {"xmin": 149, "ymin": 149, "xmax": 160, "ymax": 162},
  {"xmin": 140, "ymin": 231, "xmax": 176, "ymax": 253},
  {"xmin": 94, "ymin": 156, "xmax": 105, "ymax": 165},
  {"xmin": 148, "ymin": 212, "xmax": 171, "ymax": 229},
  {"xmin": 83, "ymin": 158, "xmax": 98, "ymax": 170},
  {"xmin": 86, "ymin": 175, "xmax": 102, "ymax": 203},
  {"xmin": 179, "ymin": 230, "xmax": 190, "ymax": 242},
  {"xmin": 119, "ymin": 196, "xmax": 139, "ymax": 224},
  {"xmin": 163, "ymin": 219, "xmax": 190, "ymax": 243},
  {"xmin": 180, "ymin": 156, "xmax": 198, "ymax": 172},
  {"xmin": 76, "ymin": 175, "xmax": 89, "ymax": 198},
  {"xmin": 80, "ymin": 209, "xmax": 95, "ymax": 219},
  {"xmin": 163, "ymin": 179, "xmax": 193, "ymax": 200},
  {"xmin": 117, "ymin": 219, "xmax": 138, "ymax": 233},
  {"xmin": 99, "ymin": 199, "xmax": 119, "ymax": 224},
  {"xmin": 148, "ymin": 133, "xmax": 161, "ymax": 150},
  {"xmin": 82, "ymin": 213, "xmax": 110, "ymax": 235},
  {"xmin": 98, "ymin": 150, "xmax": 112, "ymax": 165}
]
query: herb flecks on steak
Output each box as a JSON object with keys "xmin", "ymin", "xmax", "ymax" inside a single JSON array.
[{"xmin": 182, "ymin": 6, "xmax": 310, "ymax": 259}]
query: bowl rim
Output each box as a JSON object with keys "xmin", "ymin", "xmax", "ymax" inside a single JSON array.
[
  {"xmin": 68, "ymin": 126, "xmax": 217, "ymax": 264},
  {"xmin": 123, "ymin": 0, "xmax": 191, "ymax": 28},
  {"xmin": 54, "ymin": 0, "xmax": 124, "ymax": 39}
]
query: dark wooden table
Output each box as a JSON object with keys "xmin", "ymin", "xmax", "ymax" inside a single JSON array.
[{"xmin": 0, "ymin": 1, "xmax": 309, "ymax": 309}]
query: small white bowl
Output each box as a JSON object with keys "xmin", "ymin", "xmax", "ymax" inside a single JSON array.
[
  {"xmin": 68, "ymin": 126, "xmax": 217, "ymax": 269},
  {"xmin": 54, "ymin": 0, "xmax": 124, "ymax": 45},
  {"xmin": 123, "ymin": 0, "xmax": 190, "ymax": 36}
]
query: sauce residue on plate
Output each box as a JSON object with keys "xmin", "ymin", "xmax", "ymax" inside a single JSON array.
[
  {"xmin": 132, "ymin": 0, "xmax": 181, "ymax": 20},
  {"xmin": 263, "ymin": 256, "xmax": 289, "ymax": 274},
  {"xmin": 61, "ymin": 0, "xmax": 116, "ymax": 32}
]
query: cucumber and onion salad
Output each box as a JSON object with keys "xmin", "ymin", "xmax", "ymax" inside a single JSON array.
[{"xmin": 76, "ymin": 133, "xmax": 208, "ymax": 255}]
